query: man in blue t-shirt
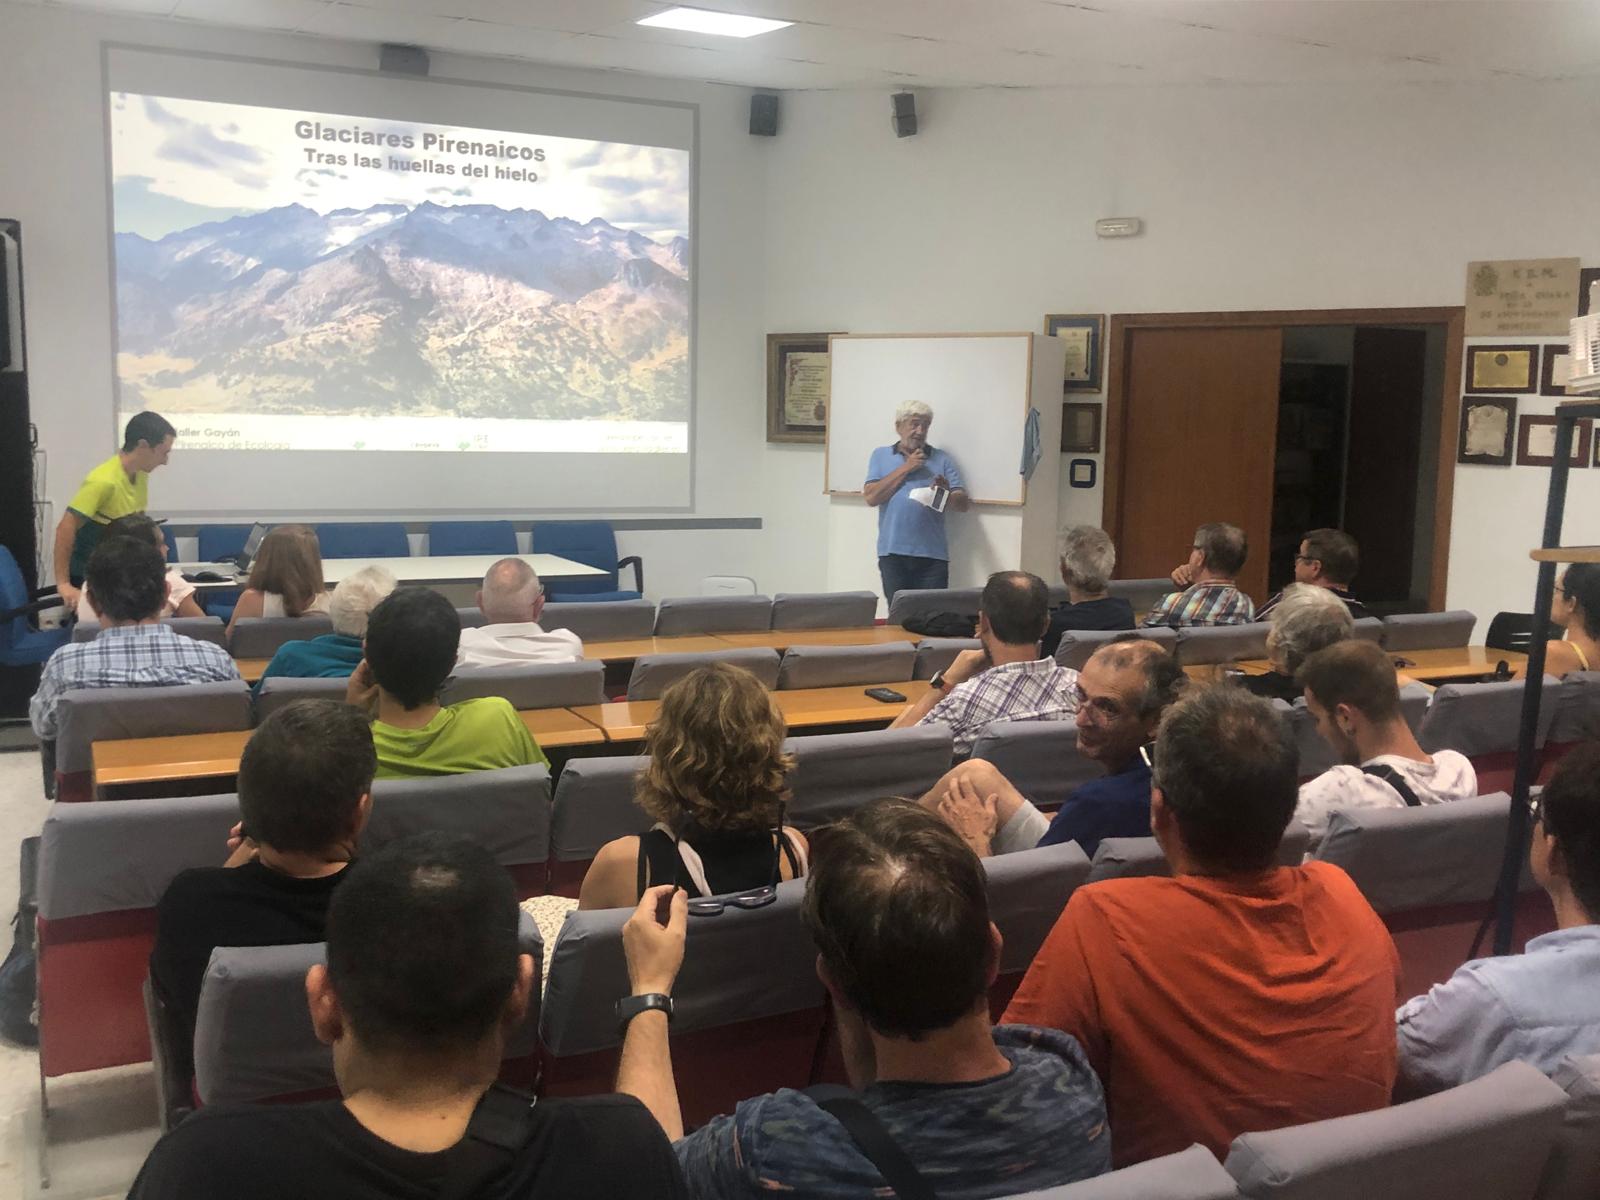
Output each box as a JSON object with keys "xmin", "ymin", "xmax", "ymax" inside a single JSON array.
[{"xmin": 863, "ymin": 400, "xmax": 969, "ymax": 603}]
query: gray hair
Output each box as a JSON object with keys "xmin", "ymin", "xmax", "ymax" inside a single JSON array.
[
  {"xmin": 479, "ymin": 557, "xmax": 542, "ymax": 624},
  {"xmin": 1268, "ymin": 583, "xmax": 1354, "ymax": 674},
  {"xmin": 1058, "ymin": 525, "xmax": 1117, "ymax": 594},
  {"xmin": 894, "ymin": 400, "xmax": 933, "ymax": 424},
  {"xmin": 328, "ymin": 566, "xmax": 398, "ymax": 638},
  {"xmin": 1090, "ymin": 638, "xmax": 1186, "ymax": 720}
]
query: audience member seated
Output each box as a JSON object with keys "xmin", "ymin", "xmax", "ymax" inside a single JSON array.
[
  {"xmin": 76, "ymin": 514, "xmax": 204, "ymax": 624},
  {"xmin": 226, "ymin": 524, "xmax": 331, "ymax": 634},
  {"xmin": 1041, "ymin": 525, "xmax": 1135, "ymax": 658},
  {"xmin": 923, "ymin": 640, "xmax": 1184, "ymax": 859},
  {"xmin": 129, "ymin": 833, "xmax": 685, "ymax": 1200},
  {"xmin": 1518, "ymin": 562, "xmax": 1600, "ymax": 679},
  {"xmin": 349, "ymin": 587, "xmax": 548, "ymax": 778},
  {"xmin": 1296, "ymin": 640, "xmax": 1477, "ymax": 850},
  {"xmin": 1004, "ymin": 685, "xmax": 1402, "ymax": 1167},
  {"xmin": 149, "ymin": 700, "xmax": 373, "ymax": 1040},
  {"xmin": 579, "ymin": 664, "xmax": 808, "ymax": 910},
  {"xmin": 616, "ymin": 799, "xmax": 1111, "ymax": 1195},
  {"xmin": 1142, "ymin": 522, "xmax": 1256, "ymax": 627},
  {"xmin": 457, "ymin": 557, "xmax": 583, "ymax": 668},
  {"xmin": 256, "ymin": 566, "xmax": 397, "ymax": 686},
  {"xmin": 1395, "ymin": 742, "xmax": 1600, "ymax": 1093},
  {"xmin": 1256, "ymin": 528, "xmax": 1371, "ymax": 621},
  {"xmin": 1238, "ymin": 582, "xmax": 1354, "ymax": 701},
  {"xmin": 890, "ymin": 571, "xmax": 1078, "ymax": 756},
  {"xmin": 29, "ymin": 537, "xmax": 239, "ymax": 739}
]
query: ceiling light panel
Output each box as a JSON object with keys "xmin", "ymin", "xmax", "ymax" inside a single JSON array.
[{"xmin": 636, "ymin": 6, "xmax": 793, "ymax": 37}]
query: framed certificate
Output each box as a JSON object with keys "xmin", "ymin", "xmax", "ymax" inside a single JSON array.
[
  {"xmin": 1044, "ymin": 313, "xmax": 1105, "ymax": 393},
  {"xmin": 1465, "ymin": 344, "xmax": 1538, "ymax": 394},
  {"xmin": 766, "ymin": 332, "xmax": 839, "ymax": 444},
  {"xmin": 1457, "ymin": 396, "xmax": 1516, "ymax": 466},
  {"xmin": 1516, "ymin": 414, "xmax": 1590, "ymax": 468}
]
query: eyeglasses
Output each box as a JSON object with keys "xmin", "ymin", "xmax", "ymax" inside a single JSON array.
[
  {"xmin": 1071, "ymin": 684, "xmax": 1127, "ymax": 720},
  {"xmin": 1294, "ymin": 554, "xmax": 1318, "ymax": 565}
]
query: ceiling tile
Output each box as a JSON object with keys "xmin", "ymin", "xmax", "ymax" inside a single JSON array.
[{"xmin": 171, "ymin": 0, "xmax": 331, "ymax": 33}]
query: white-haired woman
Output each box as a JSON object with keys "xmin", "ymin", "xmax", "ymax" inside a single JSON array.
[
  {"xmin": 1239, "ymin": 582, "xmax": 1354, "ymax": 701},
  {"xmin": 1041, "ymin": 525, "xmax": 1136, "ymax": 658},
  {"xmin": 862, "ymin": 399, "xmax": 970, "ymax": 604},
  {"xmin": 252, "ymin": 565, "xmax": 397, "ymax": 689}
]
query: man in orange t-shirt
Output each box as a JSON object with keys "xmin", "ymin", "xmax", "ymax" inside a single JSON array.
[{"xmin": 1003, "ymin": 685, "xmax": 1401, "ymax": 1167}]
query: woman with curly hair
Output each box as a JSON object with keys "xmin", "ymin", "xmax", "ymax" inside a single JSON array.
[
  {"xmin": 578, "ymin": 663, "xmax": 809, "ymax": 910},
  {"xmin": 226, "ymin": 524, "xmax": 331, "ymax": 634}
]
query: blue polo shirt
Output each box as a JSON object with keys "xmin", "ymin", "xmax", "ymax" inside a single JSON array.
[
  {"xmin": 865, "ymin": 443, "xmax": 966, "ymax": 561},
  {"xmin": 1037, "ymin": 758, "xmax": 1154, "ymax": 858}
]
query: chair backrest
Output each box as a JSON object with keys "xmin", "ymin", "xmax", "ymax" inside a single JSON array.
[
  {"xmin": 654, "ymin": 595, "xmax": 774, "ymax": 635},
  {"xmin": 1350, "ymin": 617, "xmax": 1386, "ymax": 645},
  {"xmin": 886, "ymin": 587, "xmax": 984, "ymax": 628},
  {"xmin": 193, "ymin": 912, "xmax": 544, "ymax": 1106},
  {"xmin": 456, "ymin": 606, "xmax": 490, "ymax": 629},
  {"xmin": 73, "ymin": 616, "xmax": 228, "ymax": 646},
  {"xmin": 36, "ymin": 794, "xmax": 240, "ymax": 1078},
  {"xmin": 0, "ymin": 545, "xmax": 38, "ymax": 654},
  {"xmin": 1486, "ymin": 612, "xmax": 1563, "ymax": 655},
  {"xmin": 1541, "ymin": 1053, "xmax": 1600, "ymax": 1200},
  {"xmin": 1382, "ymin": 610, "xmax": 1478, "ymax": 652},
  {"xmin": 1548, "ymin": 672, "xmax": 1600, "ymax": 744},
  {"xmin": 197, "ymin": 525, "xmax": 251, "ymax": 563},
  {"xmin": 1106, "ymin": 578, "xmax": 1178, "ymax": 611},
  {"xmin": 254, "ymin": 675, "xmax": 349, "ymax": 721},
  {"xmin": 1089, "ymin": 825, "xmax": 1311, "ymax": 884},
  {"xmin": 441, "ymin": 660, "xmax": 605, "ymax": 709},
  {"xmin": 1417, "ymin": 679, "xmax": 1560, "ymax": 756},
  {"xmin": 427, "ymin": 520, "xmax": 518, "ymax": 557},
  {"xmin": 55, "ymin": 680, "xmax": 255, "ymax": 777},
  {"xmin": 1055, "ymin": 626, "xmax": 1177, "ymax": 670},
  {"xmin": 1223, "ymin": 1060, "xmax": 1568, "ymax": 1200},
  {"xmin": 771, "ymin": 591, "xmax": 879, "ymax": 629},
  {"xmin": 913, "ymin": 637, "xmax": 983, "ymax": 679},
  {"xmin": 541, "ymin": 599, "xmax": 656, "ymax": 641},
  {"xmin": 1174, "ymin": 624, "xmax": 1270, "ymax": 666},
  {"xmin": 313, "ymin": 522, "xmax": 410, "ymax": 560},
  {"xmin": 227, "ymin": 614, "xmax": 336, "ymax": 659},
  {"xmin": 969, "ymin": 720, "xmax": 1101, "ymax": 811},
  {"xmin": 984, "ymin": 842, "xmax": 1093, "ymax": 978},
  {"xmin": 1008, "ymin": 1145, "xmax": 1241, "ymax": 1199},
  {"xmin": 531, "ymin": 520, "xmax": 621, "ymax": 593},
  {"xmin": 775, "ymin": 642, "xmax": 916, "ymax": 689},
  {"xmin": 786, "ymin": 725, "xmax": 954, "ymax": 829},
  {"xmin": 627, "ymin": 647, "xmax": 781, "ymax": 701},
  {"xmin": 1281, "ymin": 685, "xmax": 1431, "ymax": 780},
  {"xmin": 550, "ymin": 755, "xmax": 651, "ymax": 867}
]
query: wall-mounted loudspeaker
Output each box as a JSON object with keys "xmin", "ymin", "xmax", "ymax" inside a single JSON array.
[
  {"xmin": 891, "ymin": 91, "xmax": 917, "ymax": 138},
  {"xmin": 749, "ymin": 94, "xmax": 779, "ymax": 137},
  {"xmin": 379, "ymin": 43, "xmax": 430, "ymax": 76}
]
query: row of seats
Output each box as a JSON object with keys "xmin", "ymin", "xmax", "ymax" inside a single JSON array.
[{"xmin": 1055, "ymin": 612, "xmax": 1482, "ymax": 666}]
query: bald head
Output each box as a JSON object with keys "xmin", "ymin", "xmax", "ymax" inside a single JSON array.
[{"xmin": 477, "ymin": 558, "xmax": 544, "ymax": 624}]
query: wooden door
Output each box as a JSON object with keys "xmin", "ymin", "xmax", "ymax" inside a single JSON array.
[
  {"xmin": 1111, "ymin": 326, "xmax": 1283, "ymax": 603},
  {"xmin": 1345, "ymin": 327, "xmax": 1428, "ymax": 603}
]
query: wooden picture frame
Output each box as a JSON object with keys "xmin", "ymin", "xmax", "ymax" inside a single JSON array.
[
  {"xmin": 1516, "ymin": 414, "xmax": 1591, "ymax": 468},
  {"xmin": 1044, "ymin": 313, "xmax": 1105, "ymax": 392},
  {"xmin": 1541, "ymin": 345, "xmax": 1576, "ymax": 398},
  {"xmin": 1061, "ymin": 402, "xmax": 1102, "ymax": 453},
  {"xmin": 1465, "ymin": 344, "xmax": 1539, "ymax": 394},
  {"xmin": 1457, "ymin": 396, "xmax": 1517, "ymax": 466},
  {"xmin": 766, "ymin": 332, "xmax": 839, "ymax": 444}
]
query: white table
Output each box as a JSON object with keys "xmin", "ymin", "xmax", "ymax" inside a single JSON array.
[{"xmin": 176, "ymin": 553, "xmax": 607, "ymax": 588}]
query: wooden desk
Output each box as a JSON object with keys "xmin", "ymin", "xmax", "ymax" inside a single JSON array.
[
  {"xmin": 177, "ymin": 552, "xmax": 605, "ymax": 587},
  {"xmin": 711, "ymin": 626, "xmax": 919, "ymax": 651},
  {"xmin": 1194, "ymin": 647, "xmax": 1527, "ymax": 686},
  {"xmin": 572, "ymin": 680, "xmax": 935, "ymax": 742},
  {"xmin": 235, "ymin": 658, "xmax": 269, "ymax": 684},
  {"xmin": 582, "ymin": 635, "xmax": 731, "ymax": 663},
  {"xmin": 520, "ymin": 709, "xmax": 608, "ymax": 748}
]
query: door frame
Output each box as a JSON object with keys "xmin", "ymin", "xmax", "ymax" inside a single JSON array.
[{"xmin": 1103, "ymin": 306, "xmax": 1464, "ymax": 611}]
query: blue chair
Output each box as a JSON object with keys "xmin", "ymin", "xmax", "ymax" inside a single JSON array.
[
  {"xmin": 197, "ymin": 525, "xmax": 251, "ymax": 564},
  {"xmin": 0, "ymin": 546, "xmax": 68, "ymax": 668},
  {"xmin": 314, "ymin": 523, "xmax": 410, "ymax": 560},
  {"xmin": 160, "ymin": 526, "xmax": 179, "ymax": 563},
  {"xmin": 531, "ymin": 521, "xmax": 643, "ymax": 602},
  {"xmin": 428, "ymin": 521, "xmax": 518, "ymax": 557}
]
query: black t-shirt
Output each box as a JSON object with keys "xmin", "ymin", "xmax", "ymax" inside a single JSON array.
[
  {"xmin": 1041, "ymin": 596, "xmax": 1137, "ymax": 658},
  {"xmin": 127, "ymin": 1093, "xmax": 687, "ymax": 1200},
  {"xmin": 1238, "ymin": 670, "xmax": 1302, "ymax": 702},
  {"xmin": 150, "ymin": 860, "xmax": 347, "ymax": 1036}
]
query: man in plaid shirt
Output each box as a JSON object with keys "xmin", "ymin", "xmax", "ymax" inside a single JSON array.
[
  {"xmin": 891, "ymin": 571, "xmax": 1077, "ymax": 756},
  {"xmin": 31, "ymin": 536, "xmax": 239, "ymax": 739},
  {"xmin": 1142, "ymin": 522, "xmax": 1256, "ymax": 628}
]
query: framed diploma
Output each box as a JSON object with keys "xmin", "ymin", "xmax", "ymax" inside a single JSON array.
[
  {"xmin": 1464, "ymin": 344, "xmax": 1538, "ymax": 394},
  {"xmin": 766, "ymin": 332, "xmax": 839, "ymax": 444},
  {"xmin": 1044, "ymin": 313, "xmax": 1105, "ymax": 393},
  {"xmin": 1541, "ymin": 346, "xmax": 1575, "ymax": 398},
  {"xmin": 1457, "ymin": 396, "xmax": 1516, "ymax": 466},
  {"xmin": 1516, "ymin": 414, "xmax": 1591, "ymax": 469},
  {"xmin": 1061, "ymin": 402, "xmax": 1103, "ymax": 453}
]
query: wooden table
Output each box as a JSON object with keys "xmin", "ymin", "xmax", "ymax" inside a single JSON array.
[
  {"xmin": 581, "ymin": 635, "xmax": 732, "ymax": 662},
  {"xmin": 235, "ymin": 658, "xmax": 270, "ymax": 684},
  {"xmin": 710, "ymin": 626, "xmax": 919, "ymax": 651},
  {"xmin": 177, "ymin": 552, "xmax": 606, "ymax": 589},
  {"xmin": 571, "ymin": 680, "xmax": 935, "ymax": 742},
  {"xmin": 1191, "ymin": 646, "xmax": 1527, "ymax": 686}
]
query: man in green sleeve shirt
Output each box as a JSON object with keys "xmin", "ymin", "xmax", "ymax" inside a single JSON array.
[
  {"xmin": 347, "ymin": 586, "xmax": 549, "ymax": 778},
  {"xmin": 55, "ymin": 412, "xmax": 176, "ymax": 611}
]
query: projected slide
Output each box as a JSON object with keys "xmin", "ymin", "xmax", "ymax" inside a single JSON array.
[{"xmin": 109, "ymin": 93, "xmax": 690, "ymax": 454}]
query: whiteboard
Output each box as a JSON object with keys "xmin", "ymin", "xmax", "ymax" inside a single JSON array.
[{"xmin": 825, "ymin": 334, "xmax": 1034, "ymax": 505}]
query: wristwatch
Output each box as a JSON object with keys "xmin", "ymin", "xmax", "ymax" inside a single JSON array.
[
  {"xmin": 615, "ymin": 992, "xmax": 674, "ymax": 1031},
  {"xmin": 929, "ymin": 669, "xmax": 950, "ymax": 693}
]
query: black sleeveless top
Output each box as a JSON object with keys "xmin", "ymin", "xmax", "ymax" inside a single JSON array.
[{"xmin": 635, "ymin": 825, "xmax": 803, "ymax": 900}]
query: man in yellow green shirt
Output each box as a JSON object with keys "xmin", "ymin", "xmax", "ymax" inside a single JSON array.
[{"xmin": 55, "ymin": 411, "xmax": 176, "ymax": 611}]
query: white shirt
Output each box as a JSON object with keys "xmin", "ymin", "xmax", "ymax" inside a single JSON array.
[
  {"xmin": 1296, "ymin": 750, "xmax": 1478, "ymax": 850},
  {"xmin": 457, "ymin": 621, "xmax": 584, "ymax": 668},
  {"xmin": 261, "ymin": 591, "xmax": 331, "ymax": 619},
  {"xmin": 78, "ymin": 567, "xmax": 196, "ymax": 626}
]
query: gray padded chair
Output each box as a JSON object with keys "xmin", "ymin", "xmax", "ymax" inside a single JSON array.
[
  {"xmin": 1350, "ymin": 617, "xmax": 1386, "ymax": 645},
  {"xmin": 1223, "ymin": 1060, "xmax": 1567, "ymax": 1200},
  {"xmin": 1008, "ymin": 1145, "xmax": 1240, "ymax": 1200},
  {"xmin": 1382, "ymin": 610, "xmax": 1478, "ymax": 652},
  {"xmin": 455, "ymin": 606, "xmax": 490, "ymax": 630},
  {"xmin": 1175, "ymin": 624, "xmax": 1270, "ymax": 666},
  {"xmin": 1548, "ymin": 672, "xmax": 1600, "ymax": 745},
  {"xmin": 984, "ymin": 842, "xmax": 1093, "ymax": 982},
  {"xmin": 1055, "ymin": 626, "xmax": 1177, "ymax": 671},
  {"xmin": 72, "ymin": 616, "xmax": 227, "ymax": 646},
  {"xmin": 786, "ymin": 725, "xmax": 954, "ymax": 829},
  {"xmin": 441, "ymin": 660, "xmax": 605, "ymax": 709},
  {"xmin": 228, "ymin": 614, "xmax": 335, "ymax": 658},
  {"xmin": 913, "ymin": 637, "xmax": 983, "ymax": 679},
  {"xmin": 254, "ymin": 676, "xmax": 349, "ymax": 721},
  {"xmin": 771, "ymin": 591, "xmax": 878, "ymax": 630},
  {"xmin": 886, "ymin": 587, "xmax": 983, "ymax": 629},
  {"xmin": 626, "ymin": 647, "xmax": 781, "ymax": 701},
  {"xmin": 1088, "ymin": 825, "xmax": 1312, "ymax": 884},
  {"xmin": 1282, "ymin": 683, "xmax": 1432, "ymax": 779},
  {"xmin": 775, "ymin": 642, "xmax": 916, "ymax": 690},
  {"xmin": 969, "ymin": 720, "xmax": 1100, "ymax": 811},
  {"xmin": 548, "ymin": 755, "xmax": 651, "ymax": 891},
  {"xmin": 1416, "ymin": 678, "xmax": 1560, "ymax": 756},
  {"xmin": 1107, "ymin": 578, "xmax": 1177, "ymax": 612},
  {"xmin": 1540, "ymin": 1053, "xmax": 1600, "ymax": 1200},
  {"xmin": 541, "ymin": 599, "xmax": 656, "ymax": 641},
  {"xmin": 653, "ymin": 595, "xmax": 773, "ymax": 636},
  {"xmin": 192, "ymin": 912, "xmax": 544, "ymax": 1107}
]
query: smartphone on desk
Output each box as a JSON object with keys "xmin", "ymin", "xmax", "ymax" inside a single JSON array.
[{"xmin": 864, "ymin": 687, "xmax": 907, "ymax": 703}]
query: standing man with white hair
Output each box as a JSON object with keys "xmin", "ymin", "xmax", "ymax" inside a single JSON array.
[
  {"xmin": 457, "ymin": 557, "xmax": 583, "ymax": 667},
  {"xmin": 863, "ymin": 400, "xmax": 970, "ymax": 603}
]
